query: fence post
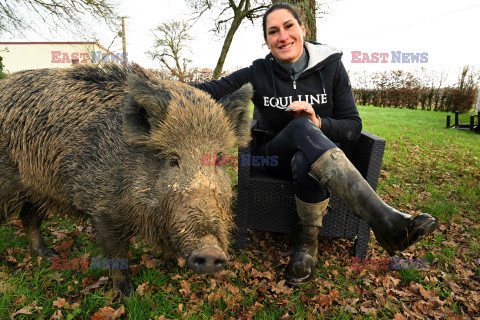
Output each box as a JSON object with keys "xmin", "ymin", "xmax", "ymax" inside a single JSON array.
[
  {"xmin": 455, "ymin": 111, "xmax": 459, "ymax": 126},
  {"xmin": 476, "ymin": 89, "xmax": 480, "ymax": 114},
  {"xmin": 446, "ymin": 115, "xmax": 451, "ymax": 128},
  {"xmin": 470, "ymin": 115, "xmax": 475, "ymax": 130}
]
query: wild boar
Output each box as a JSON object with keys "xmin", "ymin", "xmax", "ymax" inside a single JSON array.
[{"xmin": 0, "ymin": 64, "xmax": 252, "ymax": 296}]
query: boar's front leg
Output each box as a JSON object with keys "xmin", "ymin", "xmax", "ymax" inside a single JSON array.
[
  {"xmin": 19, "ymin": 201, "xmax": 56, "ymax": 260},
  {"xmin": 91, "ymin": 215, "xmax": 134, "ymax": 297}
]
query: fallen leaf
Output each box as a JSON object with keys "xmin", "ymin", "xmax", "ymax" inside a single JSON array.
[
  {"xmin": 112, "ymin": 305, "xmax": 125, "ymax": 319},
  {"xmin": 54, "ymin": 239, "xmax": 73, "ymax": 252},
  {"xmin": 91, "ymin": 307, "xmax": 115, "ymax": 320},
  {"xmin": 344, "ymin": 305, "xmax": 357, "ymax": 314},
  {"xmin": 14, "ymin": 295, "xmax": 27, "ymax": 306},
  {"xmin": 444, "ymin": 278, "xmax": 461, "ymax": 293},
  {"xmin": 11, "ymin": 300, "xmax": 43, "ymax": 317},
  {"xmin": 52, "ymin": 297, "xmax": 68, "ymax": 308},
  {"xmin": 11, "ymin": 219, "xmax": 23, "ymax": 228},
  {"xmin": 49, "ymin": 309, "xmax": 62, "ymax": 320},
  {"xmin": 80, "ymin": 276, "xmax": 109, "ymax": 293},
  {"xmin": 179, "ymin": 280, "xmax": 191, "ymax": 296},
  {"xmin": 136, "ymin": 282, "xmax": 149, "ymax": 296},
  {"xmin": 50, "ymin": 272, "xmax": 64, "ymax": 283},
  {"xmin": 0, "ymin": 280, "xmax": 16, "ymax": 294},
  {"xmin": 360, "ymin": 306, "xmax": 377, "ymax": 315},
  {"xmin": 177, "ymin": 258, "xmax": 186, "ymax": 267}
]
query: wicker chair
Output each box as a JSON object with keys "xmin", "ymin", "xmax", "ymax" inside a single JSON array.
[{"xmin": 235, "ymin": 113, "xmax": 386, "ymax": 258}]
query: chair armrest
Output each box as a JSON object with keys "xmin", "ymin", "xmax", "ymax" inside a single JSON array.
[{"xmin": 342, "ymin": 130, "xmax": 386, "ymax": 190}]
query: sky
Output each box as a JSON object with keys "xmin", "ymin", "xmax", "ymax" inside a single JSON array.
[
  {"xmin": 2, "ymin": 0, "xmax": 480, "ymax": 85},
  {"xmin": 113, "ymin": 0, "xmax": 480, "ymax": 81}
]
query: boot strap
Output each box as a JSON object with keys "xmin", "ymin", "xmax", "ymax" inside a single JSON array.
[
  {"xmin": 320, "ymin": 169, "xmax": 335, "ymax": 186},
  {"xmin": 309, "ymin": 148, "xmax": 343, "ymax": 185}
]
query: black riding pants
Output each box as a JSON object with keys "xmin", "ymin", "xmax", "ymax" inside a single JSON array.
[{"xmin": 264, "ymin": 116, "xmax": 337, "ymax": 204}]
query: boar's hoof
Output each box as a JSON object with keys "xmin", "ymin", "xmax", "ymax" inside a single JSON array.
[
  {"xmin": 31, "ymin": 246, "xmax": 57, "ymax": 262},
  {"xmin": 113, "ymin": 279, "xmax": 134, "ymax": 298},
  {"xmin": 187, "ymin": 247, "xmax": 227, "ymax": 274}
]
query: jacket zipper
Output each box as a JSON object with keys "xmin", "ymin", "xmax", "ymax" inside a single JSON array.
[{"xmin": 293, "ymin": 80, "xmax": 297, "ymax": 97}]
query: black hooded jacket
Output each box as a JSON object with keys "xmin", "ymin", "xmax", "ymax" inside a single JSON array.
[{"xmin": 193, "ymin": 41, "xmax": 362, "ymax": 142}]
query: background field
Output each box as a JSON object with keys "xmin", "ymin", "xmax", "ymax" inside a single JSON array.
[{"xmin": 0, "ymin": 106, "xmax": 479, "ymax": 319}]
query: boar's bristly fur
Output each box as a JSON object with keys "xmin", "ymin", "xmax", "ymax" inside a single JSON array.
[{"xmin": 0, "ymin": 63, "xmax": 253, "ymax": 296}]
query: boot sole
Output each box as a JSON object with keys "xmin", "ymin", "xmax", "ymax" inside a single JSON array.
[{"xmin": 286, "ymin": 279, "xmax": 308, "ymax": 287}]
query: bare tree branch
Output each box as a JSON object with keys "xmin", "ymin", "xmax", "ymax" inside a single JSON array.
[
  {"xmin": 146, "ymin": 20, "xmax": 193, "ymax": 82},
  {"xmin": 185, "ymin": 0, "xmax": 269, "ymax": 79},
  {"xmin": 0, "ymin": 0, "xmax": 120, "ymax": 36}
]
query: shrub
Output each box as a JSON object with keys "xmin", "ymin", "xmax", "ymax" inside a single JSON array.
[
  {"xmin": 149, "ymin": 67, "xmax": 229, "ymax": 83},
  {"xmin": 351, "ymin": 66, "xmax": 479, "ymax": 113},
  {"xmin": 0, "ymin": 56, "xmax": 5, "ymax": 79}
]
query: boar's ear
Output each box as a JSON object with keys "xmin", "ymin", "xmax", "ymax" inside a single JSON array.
[
  {"xmin": 123, "ymin": 75, "xmax": 171, "ymax": 145},
  {"xmin": 217, "ymin": 83, "xmax": 253, "ymax": 148}
]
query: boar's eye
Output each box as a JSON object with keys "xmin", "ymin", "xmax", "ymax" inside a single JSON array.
[
  {"xmin": 169, "ymin": 154, "xmax": 180, "ymax": 168},
  {"xmin": 170, "ymin": 158, "xmax": 179, "ymax": 168}
]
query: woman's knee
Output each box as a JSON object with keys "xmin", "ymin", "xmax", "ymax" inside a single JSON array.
[
  {"xmin": 291, "ymin": 151, "xmax": 310, "ymax": 179},
  {"xmin": 289, "ymin": 116, "xmax": 315, "ymax": 132}
]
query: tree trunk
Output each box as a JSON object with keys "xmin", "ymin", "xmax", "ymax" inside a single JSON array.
[
  {"xmin": 212, "ymin": 15, "xmax": 244, "ymax": 80},
  {"xmin": 273, "ymin": 0, "xmax": 316, "ymax": 41}
]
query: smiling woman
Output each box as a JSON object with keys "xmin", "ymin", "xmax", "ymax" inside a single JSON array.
[{"xmin": 193, "ymin": 2, "xmax": 437, "ymax": 287}]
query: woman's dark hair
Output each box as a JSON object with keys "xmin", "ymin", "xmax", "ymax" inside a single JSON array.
[{"xmin": 262, "ymin": 3, "xmax": 303, "ymax": 39}]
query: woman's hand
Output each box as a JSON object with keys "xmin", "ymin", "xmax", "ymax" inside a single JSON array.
[{"xmin": 285, "ymin": 101, "xmax": 321, "ymax": 128}]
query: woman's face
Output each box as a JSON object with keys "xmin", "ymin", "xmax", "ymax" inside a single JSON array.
[{"xmin": 264, "ymin": 9, "xmax": 306, "ymax": 64}]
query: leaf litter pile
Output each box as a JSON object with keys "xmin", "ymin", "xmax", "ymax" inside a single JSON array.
[{"xmin": 1, "ymin": 206, "xmax": 479, "ymax": 319}]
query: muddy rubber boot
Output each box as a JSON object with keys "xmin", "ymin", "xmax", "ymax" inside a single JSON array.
[
  {"xmin": 308, "ymin": 148, "xmax": 438, "ymax": 256},
  {"xmin": 285, "ymin": 197, "xmax": 329, "ymax": 286}
]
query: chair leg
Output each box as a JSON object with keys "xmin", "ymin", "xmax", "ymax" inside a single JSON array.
[
  {"xmin": 353, "ymin": 220, "xmax": 370, "ymax": 259},
  {"xmin": 234, "ymin": 227, "xmax": 248, "ymax": 251}
]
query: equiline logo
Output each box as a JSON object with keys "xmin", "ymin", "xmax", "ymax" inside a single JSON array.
[{"xmin": 263, "ymin": 94, "xmax": 328, "ymax": 109}]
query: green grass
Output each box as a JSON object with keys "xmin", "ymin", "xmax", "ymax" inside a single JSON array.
[
  {"xmin": 358, "ymin": 106, "xmax": 480, "ymax": 222},
  {"xmin": 1, "ymin": 105, "xmax": 479, "ymax": 319}
]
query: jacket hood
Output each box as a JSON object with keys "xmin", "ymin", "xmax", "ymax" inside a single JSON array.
[{"xmin": 304, "ymin": 41, "xmax": 343, "ymax": 71}]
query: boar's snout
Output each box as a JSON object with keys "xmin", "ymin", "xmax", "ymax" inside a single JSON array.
[{"xmin": 187, "ymin": 247, "xmax": 227, "ymax": 274}]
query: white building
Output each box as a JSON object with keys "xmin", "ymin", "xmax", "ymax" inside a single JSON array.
[{"xmin": 0, "ymin": 42, "xmax": 125, "ymax": 74}]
